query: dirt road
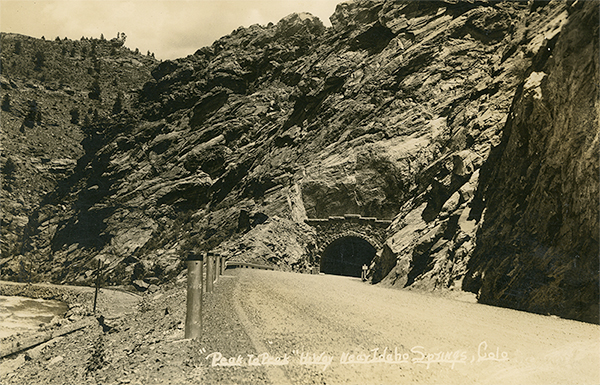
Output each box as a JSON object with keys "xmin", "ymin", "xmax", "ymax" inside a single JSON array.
[{"xmin": 220, "ymin": 269, "xmax": 599, "ymax": 385}]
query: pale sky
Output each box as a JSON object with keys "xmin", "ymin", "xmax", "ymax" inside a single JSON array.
[{"xmin": 0, "ymin": 0, "xmax": 342, "ymax": 60}]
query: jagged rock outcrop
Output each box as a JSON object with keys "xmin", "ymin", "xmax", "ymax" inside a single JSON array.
[
  {"xmin": 358, "ymin": 0, "xmax": 570, "ymax": 286},
  {"xmin": 1, "ymin": 1, "xmax": 597, "ymax": 322},
  {"xmin": 463, "ymin": 1, "xmax": 599, "ymax": 323},
  {"xmin": 374, "ymin": 1, "xmax": 598, "ymax": 323}
]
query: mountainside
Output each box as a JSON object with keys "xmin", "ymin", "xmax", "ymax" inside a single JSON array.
[
  {"xmin": 1, "ymin": 0, "xmax": 597, "ymax": 323},
  {"xmin": 0, "ymin": 33, "xmax": 157, "ymax": 267}
]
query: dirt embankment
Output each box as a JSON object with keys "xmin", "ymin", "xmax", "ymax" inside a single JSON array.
[{"xmin": 0, "ymin": 273, "xmax": 266, "ymax": 385}]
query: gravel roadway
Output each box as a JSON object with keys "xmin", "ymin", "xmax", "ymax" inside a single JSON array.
[{"xmin": 220, "ymin": 269, "xmax": 599, "ymax": 385}]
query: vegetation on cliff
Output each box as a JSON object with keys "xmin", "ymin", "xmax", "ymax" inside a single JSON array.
[{"xmin": 0, "ymin": 32, "xmax": 157, "ymax": 269}]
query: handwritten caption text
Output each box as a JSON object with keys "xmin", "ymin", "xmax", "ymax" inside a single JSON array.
[{"xmin": 205, "ymin": 341, "xmax": 508, "ymax": 371}]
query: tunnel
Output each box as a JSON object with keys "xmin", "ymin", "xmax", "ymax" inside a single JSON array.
[{"xmin": 320, "ymin": 236, "xmax": 377, "ymax": 277}]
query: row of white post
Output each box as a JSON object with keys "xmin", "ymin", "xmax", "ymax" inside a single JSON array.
[{"xmin": 185, "ymin": 252, "xmax": 226, "ymax": 340}]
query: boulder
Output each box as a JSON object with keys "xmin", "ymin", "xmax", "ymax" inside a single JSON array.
[
  {"xmin": 275, "ymin": 12, "xmax": 325, "ymax": 39},
  {"xmin": 132, "ymin": 279, "xmax": 149, "ymax": 291}
]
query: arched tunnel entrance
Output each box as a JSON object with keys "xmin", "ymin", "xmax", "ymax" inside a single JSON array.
[{"xmin": 320, "ymin": 236, "xmax": 376, "ymax": 277}]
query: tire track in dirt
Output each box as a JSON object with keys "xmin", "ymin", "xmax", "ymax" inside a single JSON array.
[{"xmin": 232, "ymin": 275, "xmax": 292, "ymax": 385}]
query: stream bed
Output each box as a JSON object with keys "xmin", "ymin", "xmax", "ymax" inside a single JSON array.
[{"xmin": 0, "ymin": 295, "xmax": 69, "ymax": 338}]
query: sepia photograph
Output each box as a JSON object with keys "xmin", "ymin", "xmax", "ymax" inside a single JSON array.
[{"xmin": 0, "ymin": 0, "xmax": 598, "ymax": 384}]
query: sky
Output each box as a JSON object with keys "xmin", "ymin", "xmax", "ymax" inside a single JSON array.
[{"xmin": 0, "ymin": 0, "xmax": 342, "ymax": 60}]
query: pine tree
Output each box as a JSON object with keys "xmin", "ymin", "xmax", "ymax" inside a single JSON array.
[
  {"xmin": 34, "ymin": 51, "xmax": 45, "ymax": 71},
  {"xmin": 70, "ymin": 107, "xmax": 80, "ymax": 124},
  {"xmin": 89, "ymin": 79, "xmax": 101, "ymax": 100},
  {"xmin": 23, "ymin": 100, "xmax": 39, "ymax": 128},
  {"xmin": 2, "ymin": 157, "xmax": 17, "ymax": 178},
  {"xmin": 1, "ymin": 94, "xmax": 11, "ymax": 112},
  {"xmin": 112, "ymin": 32, "xmax": 126, "ymax": 48},
  {"xmin": 83, "ymin": 114, "xmax": 91, "ymax": 127},
  {"xmin": 112, "ymin": 91, "xmax": 124, "ymax": 115},
  {"xmin": 93, "ymin": 57, "xmax": 101, "ymax": 74}
]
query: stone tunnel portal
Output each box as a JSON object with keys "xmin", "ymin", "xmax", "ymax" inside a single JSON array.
[{"xmin": 320, "ymin": 236, "xmax": 376, "ymax": 277}]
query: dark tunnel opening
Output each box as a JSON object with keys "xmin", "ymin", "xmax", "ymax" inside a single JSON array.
[{"xmin": 320, "ymin": 236, "xmax": 376, "ymax": 277}]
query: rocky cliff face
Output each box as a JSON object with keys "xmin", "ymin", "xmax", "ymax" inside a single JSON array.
[
  {"xmin": 1, "ymin": 1, "xmax": 596, "ymax": 323},
  {"xmin": 463, "ymin": 1, "xmax": 599, "ymax": 323}
]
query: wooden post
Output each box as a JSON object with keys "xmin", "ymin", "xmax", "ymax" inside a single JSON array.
[
  {"xmin": 220, "ymin": 256, "xmax": 226, "ymax": 275},
  {"xmin": 185, "ymin": 254, "xmax": 203, "ymax": 340},
  {"xmin": 213, "ymin": 253, "xmax": 218, "ymax": 282},
  {"xmin": 206, "ymin": 252, "xmax": 214, "ymax": 293},
  {"xmin": 93, "ymin": 258, "xmax": 102, "ymax": 314},
  {"xmin": 214, "ymin": 253, "xmax": 220, "ymax": 283}
]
